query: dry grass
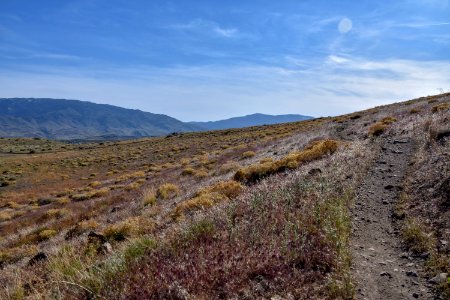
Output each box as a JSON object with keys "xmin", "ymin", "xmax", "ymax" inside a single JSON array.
[
  {"xmin": 181, "ymin": 167, "xmax": 195, "ymax": 176},
  {"xmin": 368, "ymin": 123, "xmax": 388, "ymax": 136},
  {"xmin": 172, "ymin": 180, "xmax": 243, "ymax": 220},
  {"xmin": 104, "ymin": 217, "xmax": 155, "ymax": 242},
  {"xmin": 368, "ymin": 116, "xmax": 397, "ymax": 136},
  {"xmin": 402, "ymin": 218, "xmax": 433, "ymax": 254},
  {"xmin": 142, "ymin": 188, "xmax": 157, "ymax": 206},
  {"xmin": 104, "ymin": 220, "xmax": 134, "ymax": 242},
  {"xmin": 0, "ymin": 94, "xmax": 448, "ymax": 299},
  {"xmin": 241, "ymin": 150, "xmax": 256, "ymax": 158},
  {"xmin": 234, "ymin": 139, "xmax": 339, "ymax": 183},
  {"xmin": 45, "ymin": 208, "xmax": 69, "ymax": 219},
  {"xmin": 432, "ymin": 102, "xmax": 450, "ymax": 113},
  {"xmin": 156, "ymin": 183, "xmax": 180, "ymax": 199},
  {"xmin": 0, "ymin": 245, "xmax": 37, "ymax": 267},
  {"xmin": 218, "ymin": 161, "xmax": 240, "ymax": 173},
  {"xmin": 101, "ymin": 140, "xmax": 364, "ymax": 299}
]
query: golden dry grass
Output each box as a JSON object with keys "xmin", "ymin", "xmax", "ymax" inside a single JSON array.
[
  {"xmin": 432, "ymin": 102, "xmax": 450, "ymax": 113},
  {"xmin": 156, "ymin": 183, "xmax": 180, "ymax": 199},
  {"xmin": 235, "ymin": 139, "xmax": 339, "ymax": 183}
]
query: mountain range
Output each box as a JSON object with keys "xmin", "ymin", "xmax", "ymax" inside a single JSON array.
[
  {"xmin": 190, "ymin": 113, "xmax": 313, "ymax": 130},
  {"xmin": 0, "ymin": 98, "xmax": 313, "ymax": 139}
]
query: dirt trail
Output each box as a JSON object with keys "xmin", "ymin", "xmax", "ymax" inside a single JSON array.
[{"xmin": 351, "ymin": 137, "xmax": 433, "ymax": 300}]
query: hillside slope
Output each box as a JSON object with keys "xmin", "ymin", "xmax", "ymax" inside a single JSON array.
[
  {"xmin": 0, "ymin": 98, "xmax": 201, "ymax": 139},
  {"xmin": 0, "ymin": 94, "xmax": 448, "ymax": 299},
  {"xmin": 189, "ymin": 113, "xmax": 313, "ymax": 130}
]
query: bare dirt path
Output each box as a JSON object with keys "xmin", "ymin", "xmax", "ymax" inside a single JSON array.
[{"xmin": 351, "ymin": 137, "xmax": 434, "ymax": 300}]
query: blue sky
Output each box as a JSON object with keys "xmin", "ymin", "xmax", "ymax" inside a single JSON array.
[{"xmin": 1, "ymin": 0, "xmax": 450, "ymax": 121}]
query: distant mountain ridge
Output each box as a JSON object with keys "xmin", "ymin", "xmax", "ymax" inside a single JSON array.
[
  {"xmin": 0, "ymin": 98, "xmax": 201, "ymax": 140},
  {"xmin": 190, "ymin": 113, "xmax": 313, "ymax": 130}
]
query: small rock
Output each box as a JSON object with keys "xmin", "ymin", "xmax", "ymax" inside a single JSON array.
[
  {"xmin": 380, "ymin": 271, "xmax": 392, "ymax": 278},
  {"xmin": 167, "ymin": 282, "xmax": 189, "ymax": 300},
  {"xmin": 412, "ymin": 292, "xmax": 419, "ymax": 298},
  {"xmin": 382, "ymin": 200, "xmax": 389, "ymax": 205},
  {"xmin": 392, "ymin": 211, "xmax": 406, "ymax": 220},
  {"xmin": 88, "ymin": 231, "xmax": 107, "ymax": 244},
  {"xmin": 28, "ymin": 252, "xmax": 48, "ymax": 266},
  {"xmin": 100, "ymin": 242, "xmax": 113, "ymax": 254},
  {"xmin": 406, "ymin": 271, "xmax": 418, "ymax": 277},
  {"xmin": 405, "ymin": 263, "xmax": 414, "ymax": 267},
  {"xmin": 384, "ymin": 184, "xmax": 403, "ymax": 191},
  {"xmin": 428, "ymin": 273, "xmax": 448, "ymax": 284},
  {"xmin": 369, "ymin": 247, "xmax": 375, "ymax": 251},
  {"xmin": 419, "ymin": 252, "xmax": 430, "ymax": 259},
  {"xmin": 37, "ymin": 197, "xmax": 55, "ymax": 206},
  {"xmin": 393, "ymin": 140, "xmax": 408, "ymax": 144},
  {"xmin": 308, "ymin": 168, "xmax": 322, "ymax": 176},
  {"xmin": 110, "ymin": 206, "xmax": 120, "ymax": 213}
]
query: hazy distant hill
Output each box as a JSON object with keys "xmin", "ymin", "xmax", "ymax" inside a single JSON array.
[
  {"xmin": 0, "ymin": 98, "xmax": 201, "ymax": 140},
  {"xmin": 190, "ymin": 113, "xmax": 313, "ymax": 130}
]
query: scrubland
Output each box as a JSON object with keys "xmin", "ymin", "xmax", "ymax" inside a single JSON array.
[{"xmin": 0, "ymin": 93, "xmax": 449, "ymax": 299}]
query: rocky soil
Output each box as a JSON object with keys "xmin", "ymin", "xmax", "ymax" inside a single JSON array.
[{"xmin": 351, "ymin": 137, "xmax": 434, "ymax": 300}]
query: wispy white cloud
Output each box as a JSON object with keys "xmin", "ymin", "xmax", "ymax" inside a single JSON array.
[
  {"xmin": 213, "ymin": 27, "xmax": 238, "ymax": 38},
  {"xmin": 308, "ymin": 16, "xmax": 342, "ymax": 33},
  {"xmin": 1, "ymin": 56, "xmax": 449, "ymax": 121},
  {"xmin": 29, "ymin": 53, "xmax": 82, "ymax": 60},
  {"xmin": 327, "ymin": 55, "xmax": 350, "ymax": 64},
  {"xmin": 169, "ymin": 19, "xmax": 239, "ymax": 38},
  {"xmin": 0, "ymin": 46, "xmax": 82, "ymax": 61},
  {"xmin": 394, "ymin": 22, "xmax": 450, "ymax": 28}
]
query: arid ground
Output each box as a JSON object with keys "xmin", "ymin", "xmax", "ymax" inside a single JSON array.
[{"xmin": 0, "ymin": 94, "xmax": 449, "ymax": 299}]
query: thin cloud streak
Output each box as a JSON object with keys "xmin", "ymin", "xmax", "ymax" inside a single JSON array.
[
  {"xmin": 168, "ymin": 19, "xmax": 239, "ymax": 38},
  {"xmin": 1, "ymin": 56, "xmax": 449, "ymax": 121}
]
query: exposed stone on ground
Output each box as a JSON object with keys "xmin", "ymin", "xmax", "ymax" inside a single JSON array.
[
  {"xmin": 352, "ymin": 138, "xmax": 433, "ymax": 299},
  {"xmin": 28, "ymin": 252, "xmax": 47, "ymax": 266}
]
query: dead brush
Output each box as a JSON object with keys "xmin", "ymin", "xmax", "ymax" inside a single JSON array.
[
  {"xmin": 217, "ymin": 161, "xmax": 240, "ymax": 174},
  {"xmin": 402, "ymin": 218, "xmax": 433, "ymax": 254},
  {"xmin": 156, "ymin": 183, "xmax": 180, "ymax": 199},
  {"xmin": 171, "ymin": 180, "xmax": 243, "ymax": 220},
  {"xmin": 142, "ymin": 188, "xmax": 157, "ymax": 206},
  {"xmin": 16, "ymin": 228, "xmax": 59, "ymax": 245},
  {"xmin": 368, "ymin": 123, "xmax": 388, "ymax": 136},
  {"xmin": 234, "ymin": 139, "xmax": 339, "ymax": 183},
  {"xmin": 104, "ymin": 217, "xmax": 155, "ymax": 242},
  {"xmin": 66, "ymin": 219, "xmax": 100, "ymax": 239},
  {"xmin": 241, "ymin": 151, "xmax": 256, "ymax": 159},
  {"xmin": 432, "ymin": 103, "xmax": 450, "ymax": 113},
  {"xmin": 368, "ymin": 116, "xmax": 397, "ymax": 136},
  {"xmin": 0, "ymin": 245, "xmax": 37, "ymax": 267},
  {"xmin": 45, "ymin": 208, "xmax": 69, "ymax": 219}
]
